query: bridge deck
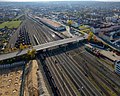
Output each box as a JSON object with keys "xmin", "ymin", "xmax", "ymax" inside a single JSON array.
[
  {"xmin": 33, "ymin": 36, "xmax": 85, "ymax": 51},
  {"xmin": 0, "ymin": 37, "xmax": 86, "ymax": 61}
]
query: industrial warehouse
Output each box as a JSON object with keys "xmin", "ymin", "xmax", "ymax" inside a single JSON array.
[{"xmin": 35, "ymin": 16, "xmax": 66, "ymax": 32}]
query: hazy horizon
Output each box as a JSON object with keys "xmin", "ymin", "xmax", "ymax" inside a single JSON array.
[{"xmin": 0, "ymin": 0, "xmax": 120, "ymax": 2}]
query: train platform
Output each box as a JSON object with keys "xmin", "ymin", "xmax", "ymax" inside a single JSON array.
[{"xmin": 100, "ymin": 50, "xmax": 120, "ymax": 62}]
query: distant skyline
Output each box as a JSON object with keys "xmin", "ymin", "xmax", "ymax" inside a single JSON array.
[{"xmin": 1, "ymin": 0, "xmax": 120, "ymax": 2}]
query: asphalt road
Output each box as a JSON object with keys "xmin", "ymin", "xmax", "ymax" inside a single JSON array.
[{"xmin": 0, "ymin": 36, "xmax": 86, "ymax": 61}]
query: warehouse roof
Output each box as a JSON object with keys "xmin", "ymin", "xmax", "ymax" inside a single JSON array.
[
  {"xmin": 35, "ymin": 16, "xmax": 62, "ymax": 28},
  {"xmin": 41, "ymin": 18, "xmax": 62, "ymax": 28}
]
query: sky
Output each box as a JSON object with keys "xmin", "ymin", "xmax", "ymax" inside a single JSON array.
[{"xmin": 1, "ymin": 0, "xmax": 120, "ymax": 2}]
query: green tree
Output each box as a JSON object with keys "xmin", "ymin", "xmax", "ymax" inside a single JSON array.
[
  {"xmin": 19, "ymin": 43, "xmax": 24, "ymax": 50},
  {"xmin": 27, "ymin": 49, "xmax": 36, "ymax": 59},
  {"xmin": 67, "ymin": 20, "xmax": 73, "ymax": 26},
  {"xmin": 87, "ymin": 32, "xmax": 93, "ymax": 41},
  {"xmin": 31, "ymin": 49, "xmax": 36, "ymax": 58},
  {"xmin": 4, "ymin": 26, "xmax": 8, "ymax": 29}
]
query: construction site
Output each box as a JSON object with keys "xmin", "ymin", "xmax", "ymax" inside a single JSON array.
[{"xmin": 0, "ymin": 67, "xmax": 23, "ymax": 96}]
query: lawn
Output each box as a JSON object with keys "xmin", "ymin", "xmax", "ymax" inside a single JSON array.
[
  {"xmin": 79, "ymin": 25, "xmax": 88, "ymax": 29},
  {"xmin": 0, "ymin": 20, "xmax": 21, "ymax": 29}
]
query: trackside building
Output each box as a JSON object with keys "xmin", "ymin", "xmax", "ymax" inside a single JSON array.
[{"xmin": 35, "ymin": 16, "xmax": 66, "ymax": 32}]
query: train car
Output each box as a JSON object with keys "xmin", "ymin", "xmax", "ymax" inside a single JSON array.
[
  {"xmin": 115, "ymin": 60, "xmax": 120, "ymax": 74},
  {"xmin": 85, "ymin": 44, "xmax": 101, "ymax": 57}
]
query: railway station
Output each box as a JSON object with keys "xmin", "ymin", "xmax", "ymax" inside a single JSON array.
[{"xmin": 0, "ymin": 3, "xmax": 120, "ymax": 95}]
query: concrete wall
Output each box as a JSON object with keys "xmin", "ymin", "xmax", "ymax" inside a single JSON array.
[{"xmin": 0, "ymin": 61, "xmax": 25, "ymax": 69}]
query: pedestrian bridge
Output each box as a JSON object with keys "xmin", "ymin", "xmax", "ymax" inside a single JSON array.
[{"xmin": 0, "ymin": 36, "xmax": 86, "ymax": 61}]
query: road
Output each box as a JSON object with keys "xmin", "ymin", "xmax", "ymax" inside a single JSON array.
[{"xmin": 0, "ymin": 36, "xmax": 86, "ymax": 61}]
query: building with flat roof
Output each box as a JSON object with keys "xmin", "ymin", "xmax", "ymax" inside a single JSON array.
[
  {"xmin": 115, "ymin": 60, "xmax": 120, "ymax": 74},
  {"xmin": 35, "ymin": 16, "xmax": 66, "ymax": 32}
]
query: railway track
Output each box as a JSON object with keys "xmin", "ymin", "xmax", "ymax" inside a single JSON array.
[
  {"xmin": 51, "ymin": 49, "xmax": 102, "ymax": 96},
  {"xmin": 45, "ymin": 53, "xmax": 75, "ymax": 96},
  {"xmin": 26, "ymin": 17, "xmax": 105, "ymax": 96},
  {"xmin": 10, "ymin": 16, "xmax": 120, "ymax": 96},
  {"xmin": 69, "ymin": 48, "xmax": 120, "ymax": 96},
  {"xmin": 28, "ymin": 19, "xmax": 83, "ymax": 95},
  {"xmin": 27, "ymin": 18, "xmax": 77, "ymax": 95},
  {"xmin": 7, "ymin": 21, "xmax": 27, "ymax": 48}
]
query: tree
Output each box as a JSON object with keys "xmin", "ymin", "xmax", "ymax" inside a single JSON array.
[
  {"xmin": 19, "ymin": 43, "xmax": 24, "ymax": 50},
  {"xmin": 27, "ymin": 49, "xmax": 36, "ymax": 59},
  {"xmin": 93, "ymin": 36, "xmax": 97, "ymax": 42},
  {"xmin": 31, "ymin": 49, "xmax": 36, "ymax": 58},
  {"xmin": 24, "ymin": 45, "xmax": 28, "ymax": 48},
  {"xmin": 26, "ymin": 50, "xmax": 31, "ymax": 59},
  {"xmin": 67, "ymin": 20, "xmax": 73, "ymax": 26},
  {"xmin": 27, "ymin": 50, "xmax": 31, "ymax": 55},
  {"xmin": 4, "ymin": 26, "xmax": 8, "ymax": 29},
  {"xmin": 87, "ymin": 32, "xmax": 93, "ymax": 41}
]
